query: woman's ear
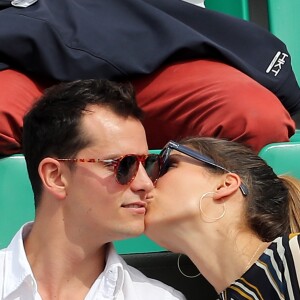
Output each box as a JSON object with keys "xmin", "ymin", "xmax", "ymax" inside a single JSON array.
[
  {"xmin": 38, "ymin": 158, "xmax": 68, "ymax": 199},
  {"xmin": 214, "ymin": 173, "xmax": 241, "ymax": 201}
]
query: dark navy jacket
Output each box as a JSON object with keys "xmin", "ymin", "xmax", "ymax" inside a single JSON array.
[{"xmin": 0, "ymin": 0, "xmax": 300, "ymax": 114}]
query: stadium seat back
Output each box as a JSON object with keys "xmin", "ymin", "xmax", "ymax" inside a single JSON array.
[
  {"xmin": 205, "ymin": 0, "xmax": 249, "ymax": 20},
  {"xmin": 267, "ymin": 0, "xmax": 300, "ymax": 82},
  {"xmin": 0, "ymin": 155, "xmax": 35, "ymax": 249},
  {"xmin": 258, "ymin": 141, "xmax": 300, "ymax": 179}
]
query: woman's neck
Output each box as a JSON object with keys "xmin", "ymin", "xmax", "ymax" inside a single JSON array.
[{"xmin": 174, "ymin": 226, "xmax": 269, "ymax": 293}]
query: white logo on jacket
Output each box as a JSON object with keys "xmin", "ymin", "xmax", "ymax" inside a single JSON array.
[{"xmin": 266, "ymin": 51, "xmax": 289, "ymax": 76}]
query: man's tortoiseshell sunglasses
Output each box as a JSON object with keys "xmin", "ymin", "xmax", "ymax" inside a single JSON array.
[{"xmin": 57, "ymin": 154, "xmax": 161, "ymax": 185}]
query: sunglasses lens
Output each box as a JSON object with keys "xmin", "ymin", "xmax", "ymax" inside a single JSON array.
[
  {"xmin": 116, "ymin": 154, "xmax": 161, "ymax": 184},
  {"xmin": 144, "ymin": 154, "xmax": 160, "ymax": 182},
  {"xmin": 159, "ymin": 147, "xmax": 170, "ymax": 177},
  {"xmin": 116, "ymin": 155, "xmax": 138, "ymax": 184}
]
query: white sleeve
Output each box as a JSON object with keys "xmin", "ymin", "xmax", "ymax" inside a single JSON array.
[{"xmin": 0, "ymin": 250, "xmax": 4, "ymax": 297}]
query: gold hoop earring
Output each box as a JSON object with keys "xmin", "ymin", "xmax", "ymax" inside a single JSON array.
[
  {"xmin": 199, "ymin": 191, "xmax": 225, "ymax": 223},
  {"xmin": 177, "ymin": 254, "xmax": 201, "ymax": 278}
]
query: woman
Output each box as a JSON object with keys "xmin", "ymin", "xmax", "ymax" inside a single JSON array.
[{"xmin": 145, "ymin": 137, "xmax": 300, "ymax": 299}]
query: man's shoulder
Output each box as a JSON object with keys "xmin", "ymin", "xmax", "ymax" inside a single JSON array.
[
  {"xmin": 0, "ymin": 248, "xmax": 5, "ymax": 292},
  {"xmin": 0, "ymin": 247, "xmax": 7, "ymax": 262}
]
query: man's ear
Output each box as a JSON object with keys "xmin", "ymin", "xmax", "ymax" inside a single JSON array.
[
  {"xmin": 214, "ymin": 173, "xmax": 241, "ymax": 200},
  {"xmin": 38, "ymin": 158, "xmax": 68, "ymax": 199}
]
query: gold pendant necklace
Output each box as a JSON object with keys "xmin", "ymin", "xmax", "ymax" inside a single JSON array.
[{"xmin": 245, "ymin": 242, "xmax": 264, "ymax": 271}]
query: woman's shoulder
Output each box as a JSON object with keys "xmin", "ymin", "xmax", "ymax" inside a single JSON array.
[
  {"xmin": 268, "ymin": 233, "xmax": 300, "ymax": 258},
  {"xmin": 268, "ymin": 233, "xmax": 300, "ymax": 279},
  {"xmin": 219, "ymin": 234, "xmax": 300, "ymax": 300},
  {"xmin": 272, "ymin": 232, "xmax": 300, "ymax": 247}
]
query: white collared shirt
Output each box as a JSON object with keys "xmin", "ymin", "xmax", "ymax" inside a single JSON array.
[{"xmin": 0, "ymin": 223, "xmax": 186, "ymax": 300}]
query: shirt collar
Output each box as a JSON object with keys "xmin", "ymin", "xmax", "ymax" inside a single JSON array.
[
  {"xmin": 3, "ymin": 222, "xmax": 38, "ymax": 298},
  {"xmin": 92, "ymin": 243, "xmax": 125, "ymax": 299},
  {"xmin": 3, "ymin": 223, "xmax": 126, "ymax": 299}
]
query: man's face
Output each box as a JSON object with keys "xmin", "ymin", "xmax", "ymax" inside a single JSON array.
[{"xmin": 62, "ymin": 105, "xmax": 154, "ymax": 244}]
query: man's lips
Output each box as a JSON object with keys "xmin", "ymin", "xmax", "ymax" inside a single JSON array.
[{"xmin": 121, "ymin": 202, "xmax": 147, "ymax": 214}]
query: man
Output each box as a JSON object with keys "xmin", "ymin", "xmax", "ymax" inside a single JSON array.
[{"xmin": 0, "ymin": 79, "xmax": 185, "ymax": 299}]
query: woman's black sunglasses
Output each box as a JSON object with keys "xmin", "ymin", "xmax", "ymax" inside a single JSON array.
[{"xmin": 158, "ymin": 141, "xmax": 248, "ymax": 196}]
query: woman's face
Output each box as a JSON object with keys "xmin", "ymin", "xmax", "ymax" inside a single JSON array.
[{"xmin": 145, "ymin": 151, "xmax": 219, "ymax": 244}]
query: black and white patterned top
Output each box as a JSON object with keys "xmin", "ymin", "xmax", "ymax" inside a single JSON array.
[{"xmin": 218, "ymin": 233, "xmax": 300, "ymax": 300}]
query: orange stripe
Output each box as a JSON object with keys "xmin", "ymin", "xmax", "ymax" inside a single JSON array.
[
  {"xmin": 240, "ymin": 277, "xmax": 264, "ymax": 299},
  {"xmin": 229, "ymin": 286, "xmax": 255, "ymax": 300}
]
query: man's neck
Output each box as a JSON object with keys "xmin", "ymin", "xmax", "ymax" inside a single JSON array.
[{"xmin": 24, "ymin": 221, "xmax": 108, "ymax": 299}]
